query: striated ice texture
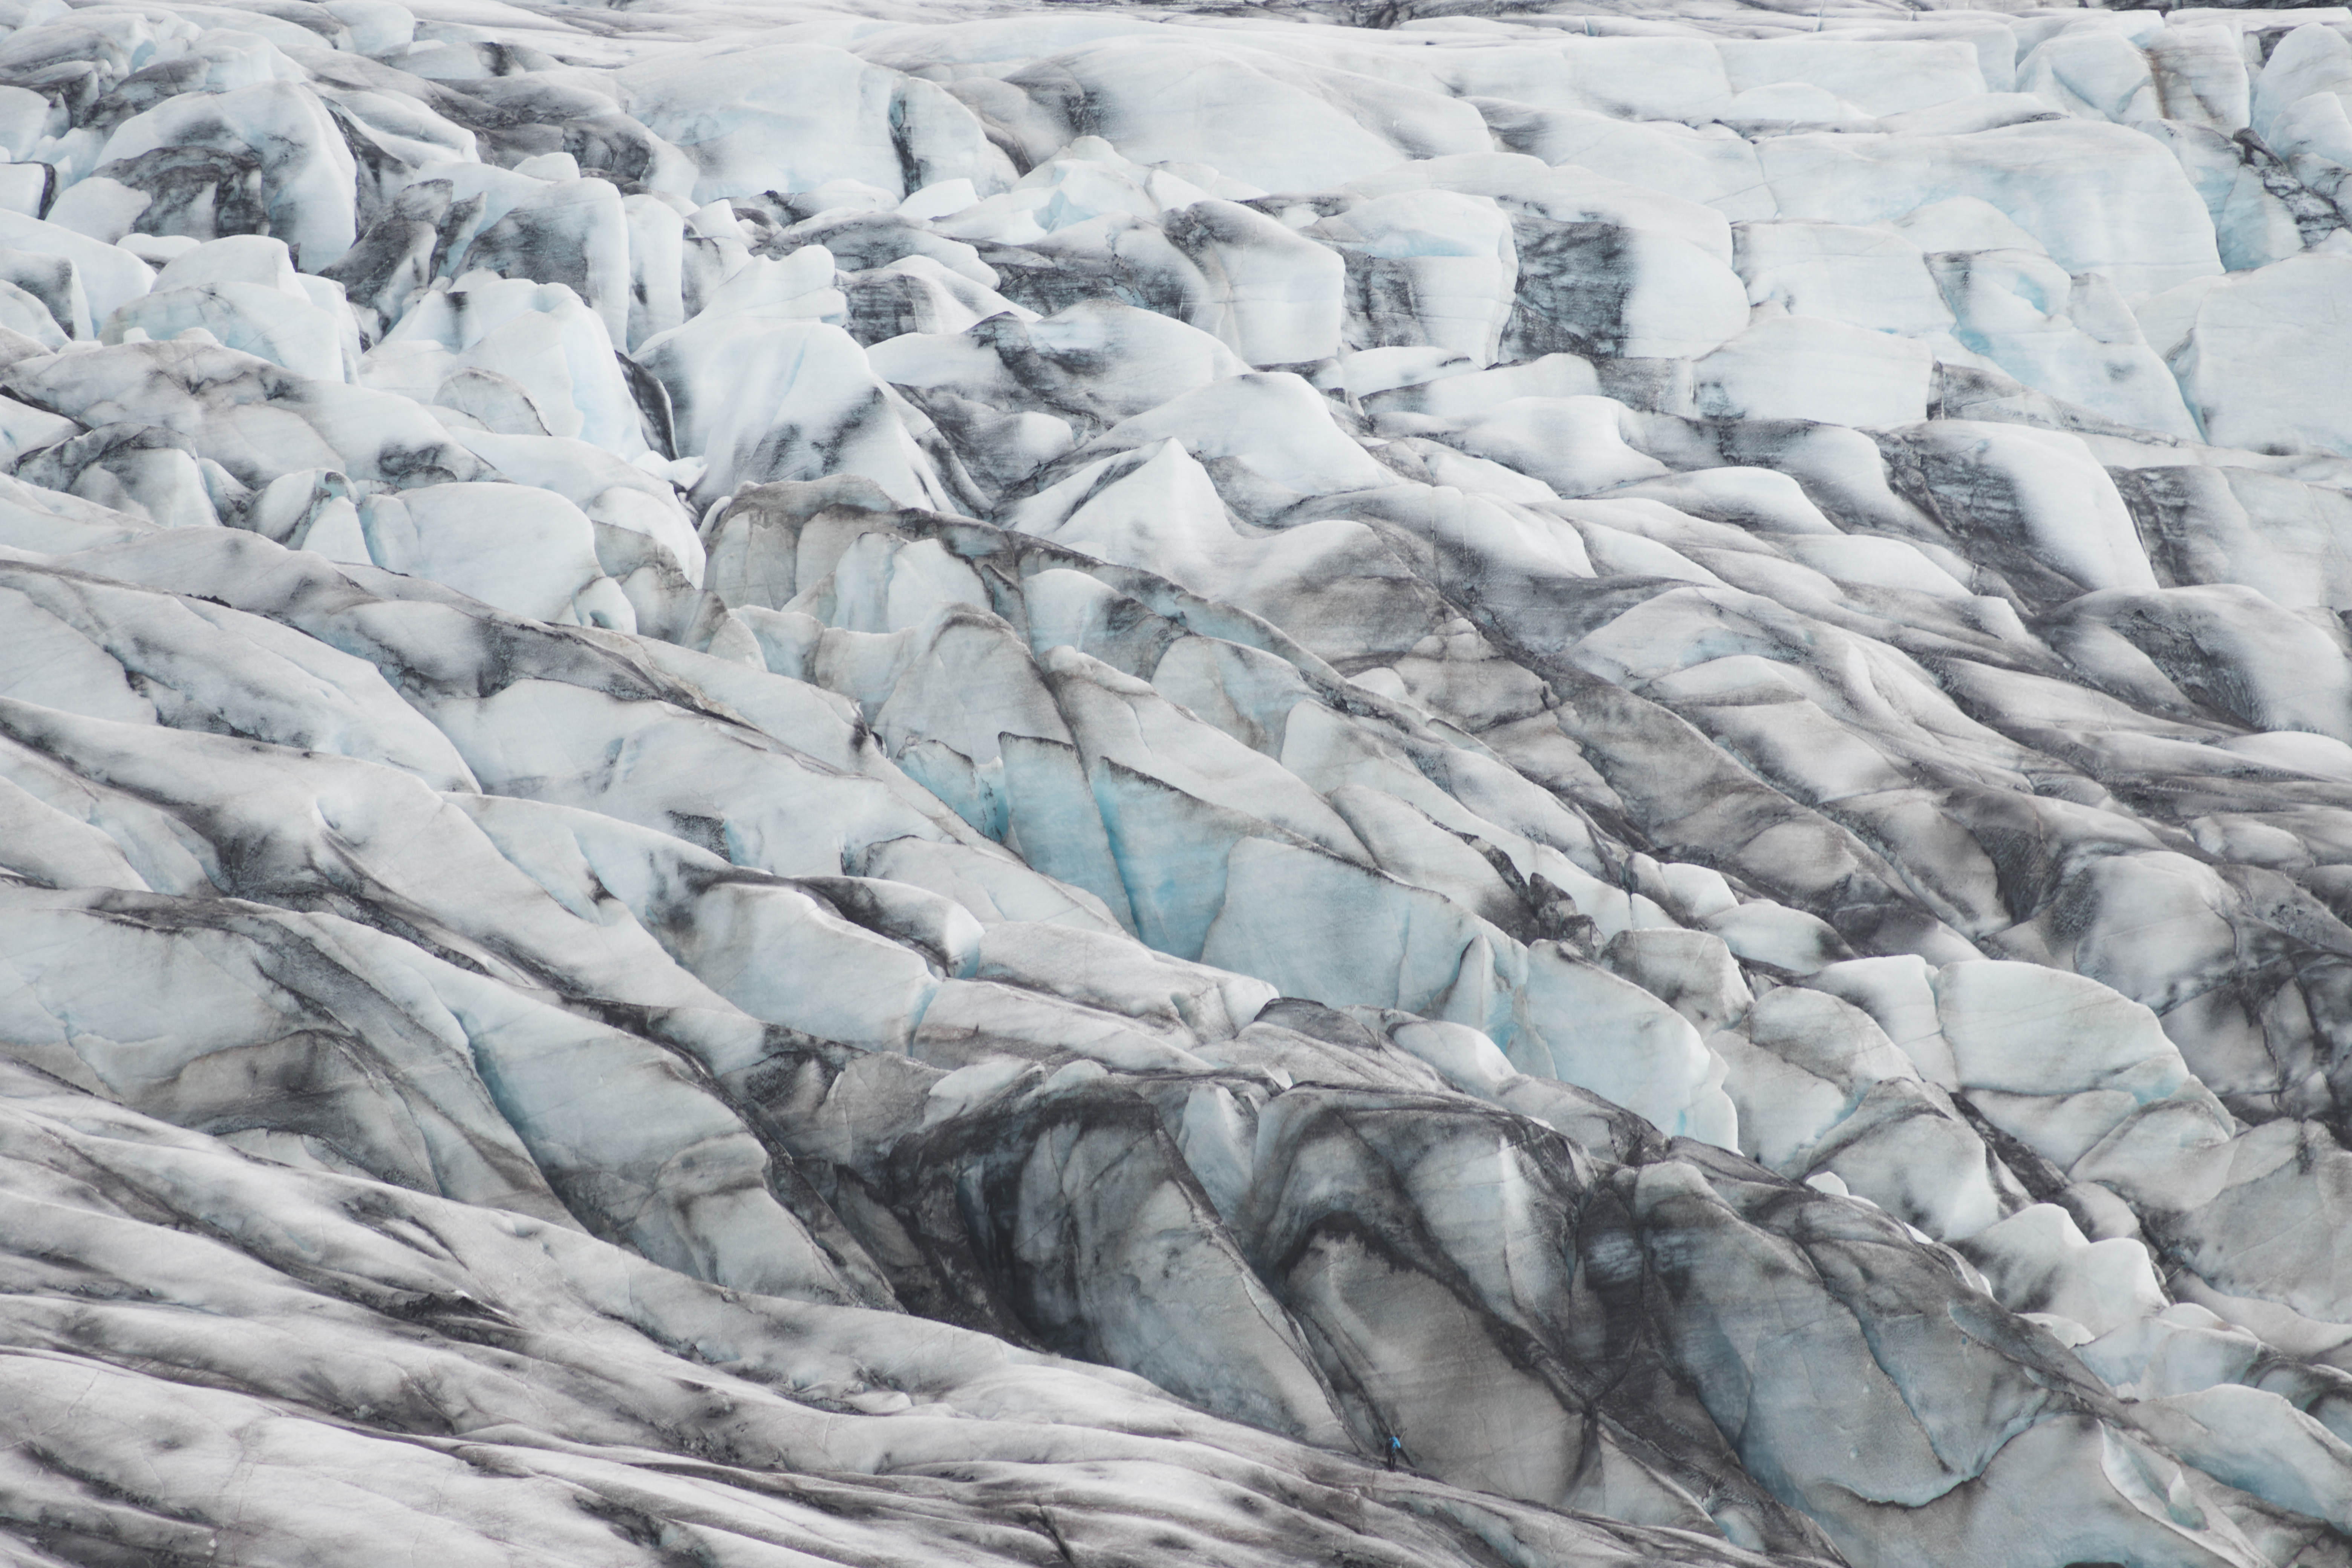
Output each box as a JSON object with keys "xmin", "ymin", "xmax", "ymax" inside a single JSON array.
[{"xmin": 4, "ymin": 0, "xmax": 2352, "ymax": 1563}]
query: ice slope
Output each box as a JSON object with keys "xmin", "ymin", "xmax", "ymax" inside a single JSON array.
[{"xmin": 2, "ymin": 0, "xmax": 2352, "ymax": 1564}]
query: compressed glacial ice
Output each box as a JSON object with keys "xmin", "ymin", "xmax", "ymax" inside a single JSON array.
[{"xmin": 4, "ymin": 0, "xmax": 2352, "ymax": 1565}]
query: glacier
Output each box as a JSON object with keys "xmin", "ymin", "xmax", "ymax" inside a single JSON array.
[{"xmin": 2, "ymin": 0, "xmax": 2352, "ymax": 1562}]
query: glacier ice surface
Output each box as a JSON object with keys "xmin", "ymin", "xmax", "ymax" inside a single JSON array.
[{"xmin": 3, "ymin": 0, "xmax": 2352, "ymax": 1565}]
